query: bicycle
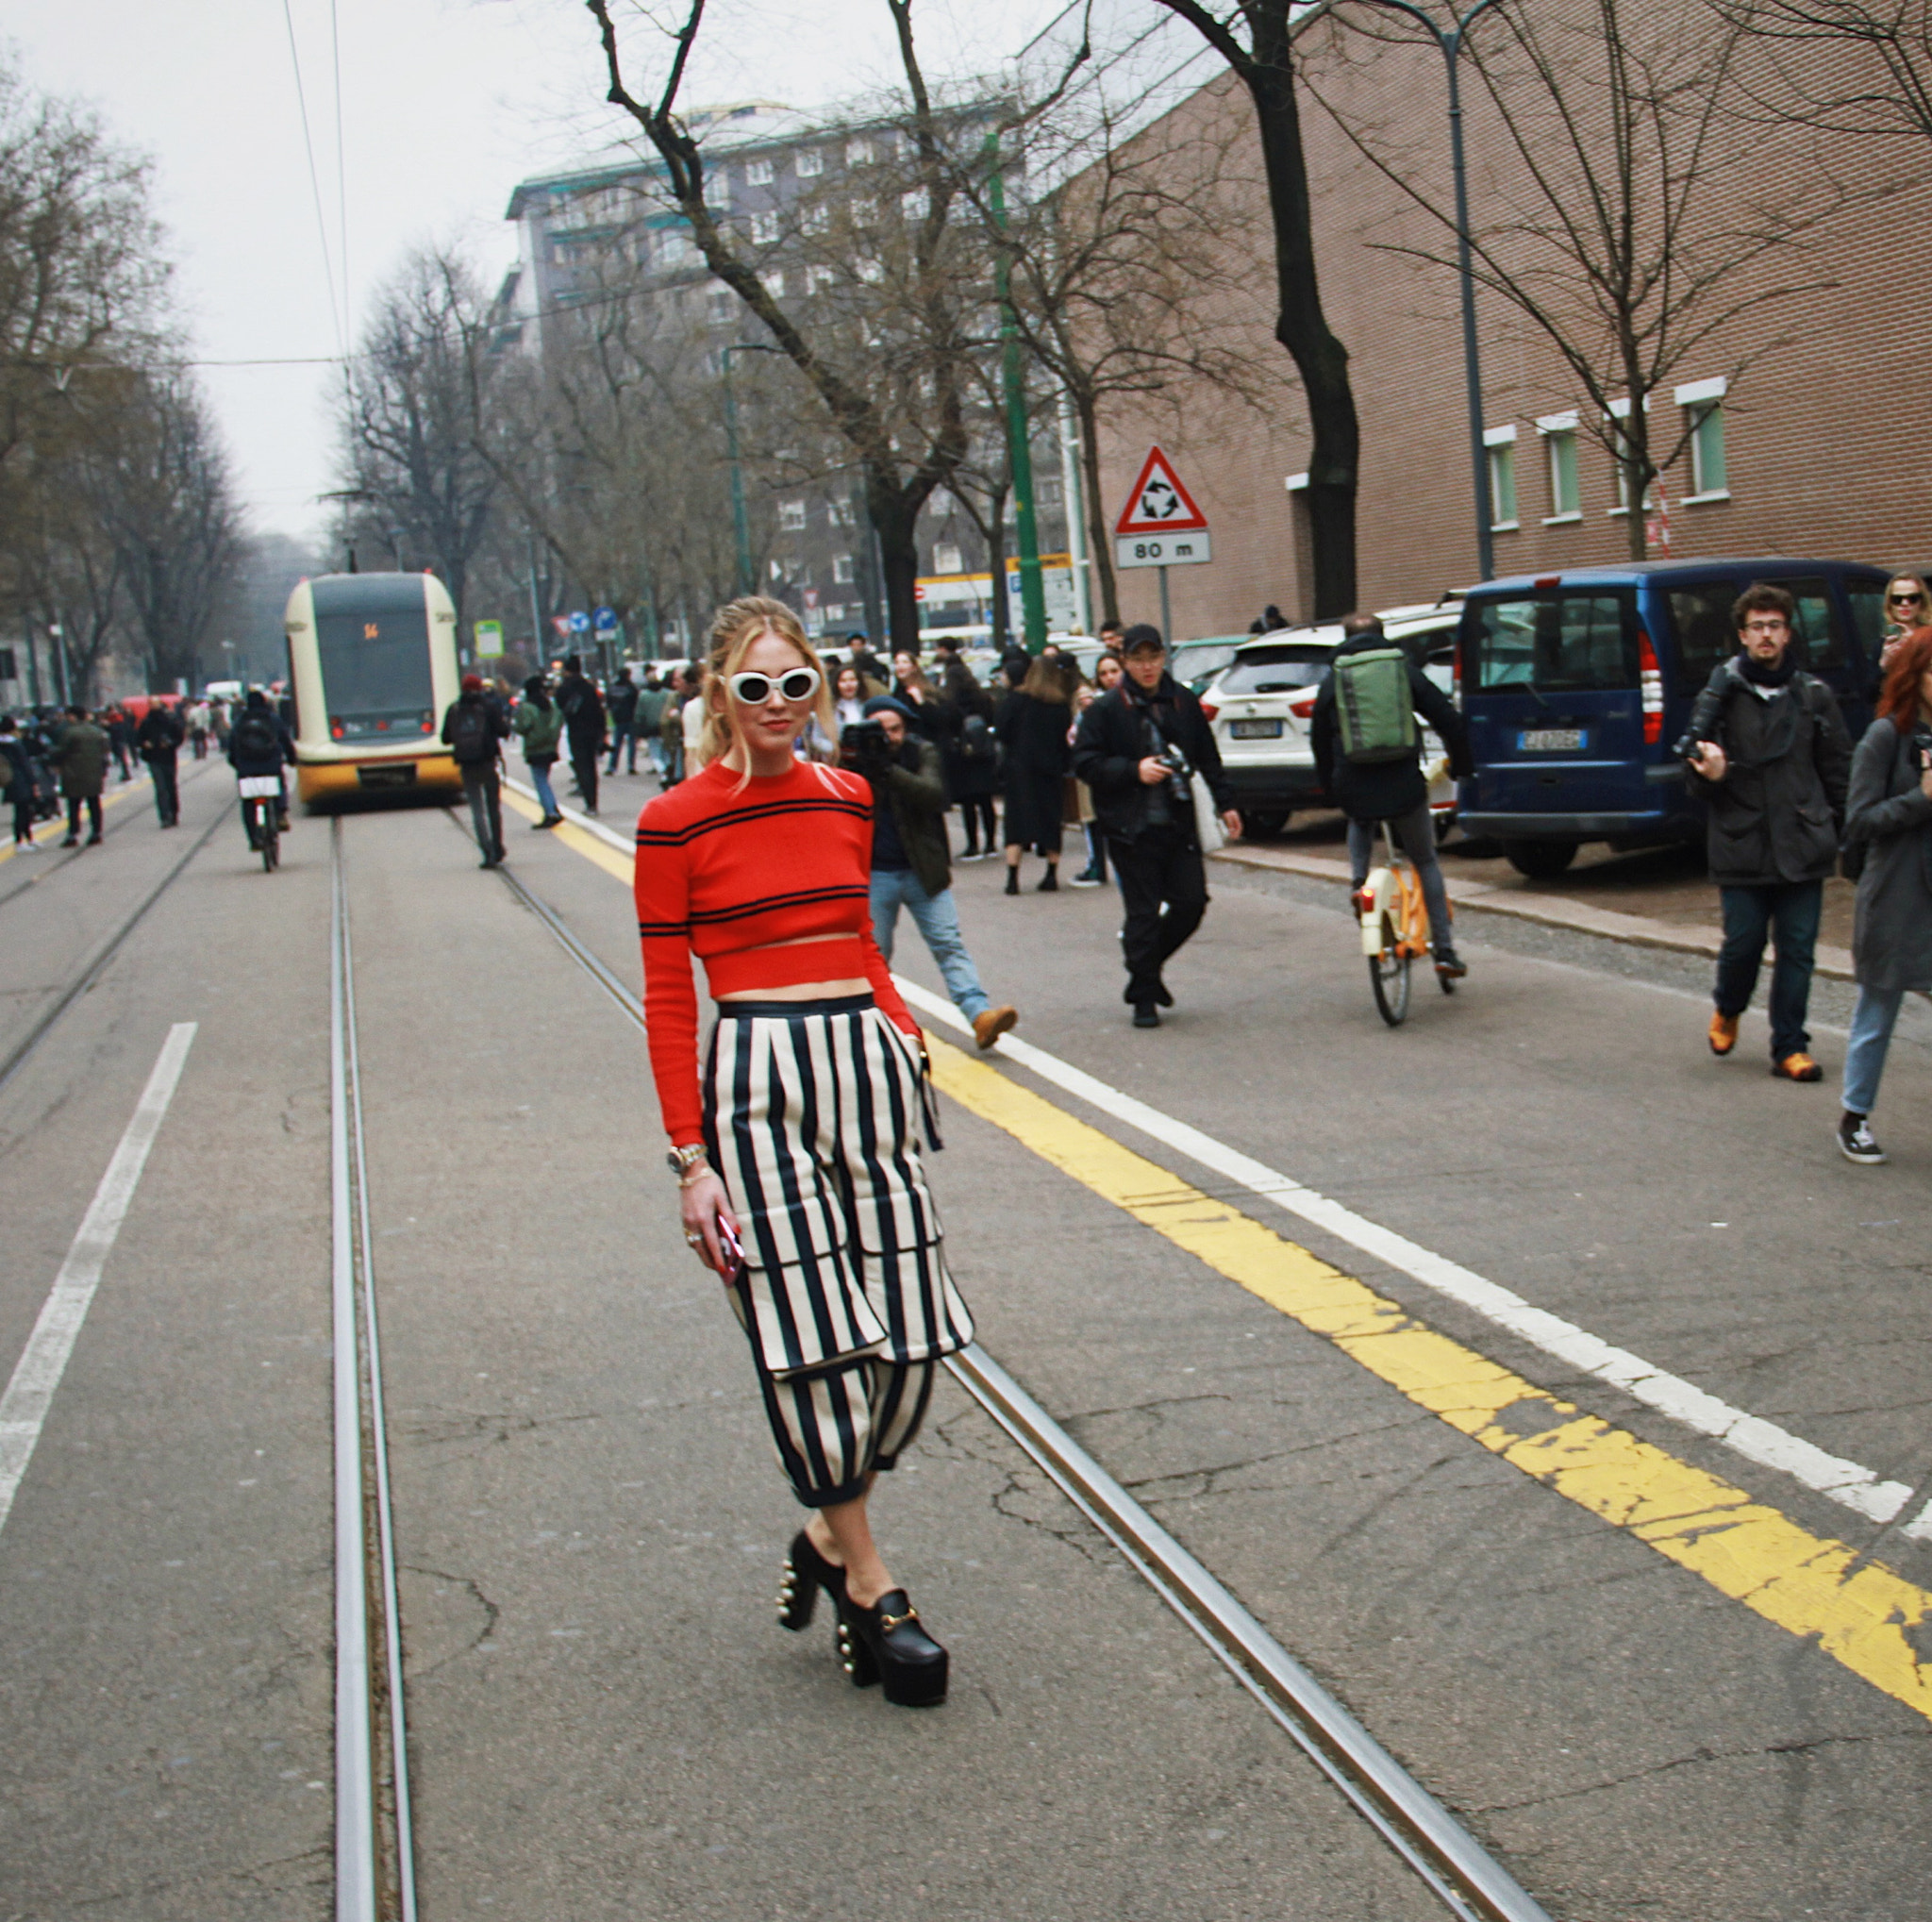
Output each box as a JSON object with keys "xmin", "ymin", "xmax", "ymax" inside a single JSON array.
[
  {"xmin": 239, "ymin": 776, "xmax": 283, "ymax": 872},
  {"xmin": 1356, "ymin": 815, "xmax": 1455, "ymax": 1028}
]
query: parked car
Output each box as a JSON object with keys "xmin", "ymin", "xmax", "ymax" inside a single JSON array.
[
  {"xmin": 1198, "ymin": 601, "xmax": 1464, "ymax": 836},
  {"xmin": 1454, "ymin": 558, "xmax": 1887, "ymax": 877}
]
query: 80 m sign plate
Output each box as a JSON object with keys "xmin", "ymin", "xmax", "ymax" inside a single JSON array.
[{"xmin": 1116, "ymin": 532, "xmax": 1213, "ymax": 569}]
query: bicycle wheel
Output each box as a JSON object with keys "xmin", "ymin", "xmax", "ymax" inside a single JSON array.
[
  {"xmin": 258, "ymin": 805, "xmax": 276, "ymax": 872},
  {"xmin": 1368, "ymin": 912, "xmax": 1410, "ymax": 1027}
]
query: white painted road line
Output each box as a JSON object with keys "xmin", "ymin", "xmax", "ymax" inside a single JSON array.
[
  {"xmin": 522, "ymin": 777, "xmax": 1932, "ymax": 1545},
  {"xmin": 894, "ymin": 979, "xmax": 1932, "ymax": 1546},
  {"xmin": 0, "ymin": 1023, "xmax": 197, "ymax": 1536}
]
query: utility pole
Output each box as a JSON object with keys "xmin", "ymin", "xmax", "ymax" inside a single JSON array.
[
  {"xmin": 1057, "ymin": 389, "xmax": 1091, "ymax": 634},
  {"xmin": 985, "ymin": 134, "xmax": 1047, "ymax": 653}
]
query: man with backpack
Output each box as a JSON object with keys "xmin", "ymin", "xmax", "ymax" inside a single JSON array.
[
  {"xmin": 136, "ymin": 700, "xmax": 187, "ymax": 827},
  {"xmin": 226, "ymin": 690, "xmax": 293, "ymax": 848},
  {"xmin": 442, "ymin": 673, "xmax": 511, "ymax": 867},
  {"xmin": 1311, "ymin": 612, "xmax": 1474, "ymax": 981},
  {"xmin": 1682, "ymin": 582, "xmax": 1852, "ymax": 1080},
  {"xmin": 1073, "ymin": 624, "xmax": 1241, "ymax": 1028},
  {"xmin": 605, "ymin": 665, "xmax": 641, "ymax": 777}
]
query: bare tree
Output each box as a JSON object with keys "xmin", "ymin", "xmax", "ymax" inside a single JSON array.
[
  {"xmin": 1711, "ymin": 0, "xmax": 1932, "ymax": 147},
  {"xmin": 1142, "ymin": 0, "xmax": 1362, "ymax": 617},
  {"xmin": 584, "ymin": 0, "xmax": 1053, "ymax": 648},
  {"xmin": 341, "ymin": 249, "xmax": 501, "ymax": 622},
  {"xmin": 1312, "ymin": 0, "xmax": 1857, "ymax": 558}
]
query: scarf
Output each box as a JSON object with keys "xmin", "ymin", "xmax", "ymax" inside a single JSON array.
[{"xmin": 1737, "ymin": 650, "xmax": 1797, "ymax": 689}]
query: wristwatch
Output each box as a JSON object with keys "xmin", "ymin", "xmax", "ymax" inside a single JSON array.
[{"xmin": 666, "ymin": 1144, "xmax": 709, "ymax": 1178}]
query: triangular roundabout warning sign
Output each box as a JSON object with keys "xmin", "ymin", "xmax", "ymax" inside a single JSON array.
[{"xmin": 1115, "ymin": 445, "xmax": 1208, "ymax": 536}]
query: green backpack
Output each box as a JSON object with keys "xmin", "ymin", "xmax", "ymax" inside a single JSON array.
[{"xmin": 1333, "ymin": 647, "xmax": 1418, "ymax": 764}]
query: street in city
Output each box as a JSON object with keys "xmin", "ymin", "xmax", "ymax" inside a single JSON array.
[{"xmin": 3, "ymin": 775, "xmax": 1929, "ymax": 1920}]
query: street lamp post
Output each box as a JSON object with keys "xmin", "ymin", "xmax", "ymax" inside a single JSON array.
[
  {"xmin": 984, "ymin": 132, "xmax": 1049, "ymax": 654},
  {"xmin": 1351, "ymin": 0, "xmax": 1505, "ymax": 582}
]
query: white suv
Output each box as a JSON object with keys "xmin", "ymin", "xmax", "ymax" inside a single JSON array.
[{"xmin": 1200, "ymin": 601, "xmax": 1463, "ymax": 836}]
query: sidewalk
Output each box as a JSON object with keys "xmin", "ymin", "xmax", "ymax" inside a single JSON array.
[{"xmin": 1211, "ymin": 839, "xmax": 1858, "ymax": 982}]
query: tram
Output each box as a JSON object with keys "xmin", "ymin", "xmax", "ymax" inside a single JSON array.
[{"xmin": 284, "ymin": 571, "xmax": 463, "ymax": 806}]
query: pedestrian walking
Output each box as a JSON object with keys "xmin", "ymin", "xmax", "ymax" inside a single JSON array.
[
  {"xmin": 636, "ymin": 670, "xmax": 670, "ymax": 782},
  {"xmin": 105, "ymin": 706, "xmax": 135, "ymax": 781},
  {"xmin": 1072, "ymin": 624, "xmax": 1241, "ymax": 1028},
  {"xmin": 1684, "ymin": 582, "xmax": 1853, "ymax": 1079},
  {"xmin": 852, "ymin": 694, "xmax": 1019, "ymax": 1050},
  {"xmin": 605, "ymin": 666, "xmax": 641, "ymax": 776},
  {"xmin": 135, "ymin": 700, "xmax": 186, "ymax": 827},
  {"xmin": 513, "ymin": 675, "xmax": 565, "ymax": 826},
  {"xmin": 680, "ymin": 663, "xmax": 708, "ymax": 774},
  {"xmin": 996, "ymin": 652, "xmax": 1079, "ymax": 893},
  {"xmin": 935, "ymin": 648, "xmax": 998, "ymax": 860},
  {"xmin": 1069, "ymin": 683, "xmax": 1108, "ymax": 886},
  {"xmin": 186, "ymin": 697, "xmax": 210, "ymax": 760},
  {"xmin": 208, "ymin": 696, "xmax": 231, "ymax": 754},
  {"xmin": 1834, "ymin": 626, "xmax": 1932, "ymax": 1163},
  {"xmin": 52, "ymin": 705, "xmax": 108, "ymax": 846},
  {"xmin": 1, "ymin": 714, "xmax": 36, "ymax": 850},
  {"xmin": 634, "ymin": 594, "xmax": 970, "ymax": 1709},
  {"xmin": 556, "ymin": 655, "xmax": 607, "ymax": 814},
  {"xmin": 442, "ymin": 673, "xmax": 510, "ymax": 866},
  {"xmin": 659, "ymin": 668, "xmax": 692, "ymax": 785},
  {"xmin": 1311, "ymin": 611, "xmax": 1474, "ymax": 980}
]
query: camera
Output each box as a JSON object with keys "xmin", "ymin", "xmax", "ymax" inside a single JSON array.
[
  {"xmin": 1155, "ymin": 745, "xmax": 1193, "ymax": 806},
  {"xmin": 840, "ymin": 718, "xmax": 891, "ymax": 772}
]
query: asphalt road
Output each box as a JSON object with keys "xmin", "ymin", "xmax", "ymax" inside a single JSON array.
[{"xmin": 3, "ymin": 756, "xmax": 1929, "ymax": 1919}]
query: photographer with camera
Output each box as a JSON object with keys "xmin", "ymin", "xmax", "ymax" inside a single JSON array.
[
  {"xmin": 846, "ymin": 696, "xmax": 1019, "ymax": 1053},
  {"xmin": 1073, "ymin": 624, "xmax": 1241, "ymax": 1028}
]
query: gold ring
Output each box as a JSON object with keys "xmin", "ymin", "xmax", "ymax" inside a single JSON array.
[{"xmin": 685, "ymin": 1231, "xmax": 702, "ymax": 1245}]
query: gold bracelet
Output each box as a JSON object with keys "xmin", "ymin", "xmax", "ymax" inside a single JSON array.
[{"xmin": 677, "ymin": 1165, "xmax": 713, "ymax": 1188}]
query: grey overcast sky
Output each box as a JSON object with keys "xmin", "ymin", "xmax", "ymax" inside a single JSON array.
[{"xmin": 7, "ymin": 0, "xmax": 1131, "ymax": 546}]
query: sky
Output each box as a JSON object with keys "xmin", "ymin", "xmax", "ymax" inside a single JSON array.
[{"xmin": 7, "ymin": 0, "xmax": 1167, "ymax": 545}]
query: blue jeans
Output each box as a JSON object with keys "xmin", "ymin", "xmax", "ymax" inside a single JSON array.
[
  {"xmin": 1843, "ymin": 985, "xmax": 1906, "ymax": 1115},
  {"xmin": 870, "ymin": 868, "xmax": 990, "ymax": 1022},
  {"xmin": 1716, "ymin": 880, "xmax": 1824, "ymax": 1060},
  {"xmin": 606, "ymin": 725, "xmax": 636, "ymax": 775},
  {"xmin": 527, "ymin": 761, "xmax": 559, "ymax": 818},
  {"xmin": 1347, "ymin": 804, "xmax": 1454, "ymax": 953}
]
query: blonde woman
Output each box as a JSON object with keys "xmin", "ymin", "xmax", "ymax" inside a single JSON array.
[{"xmin": 633, "ymin": 595, "xmax": 971, "ymax": 1708}]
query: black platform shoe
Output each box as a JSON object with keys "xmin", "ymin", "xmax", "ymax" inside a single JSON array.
[
  {"xmin": 775, "ymin": 1529, "xmax": 846, "ymax": 1632},
  {"xmin": 834, "ymin": 1588, "xmax": 949, "ymax": 1707}
]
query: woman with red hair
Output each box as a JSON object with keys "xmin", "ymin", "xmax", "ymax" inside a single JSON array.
[{"xmin": 1838, "ymin": 626, "xmax": 1932, "ymax": 1162}]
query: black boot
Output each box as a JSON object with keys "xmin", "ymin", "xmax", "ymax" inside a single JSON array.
[
  {"xmin": 834, "ymin": 1587, "xmax": 949, "ymax": 1706},
  {"xmin": 776, "ymin": 1529, "xmax": 846, "ymax": 1632},
  {"xmin": 1037, "ymin": 868, "xmax": 1058, "ymax": 892},
  {"xmin": 1004, "ymin": 868, "xmax": 1019, "ymax": 895}
]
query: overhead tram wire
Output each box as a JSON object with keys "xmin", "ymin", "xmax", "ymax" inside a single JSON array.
[
  {"xmin": 331, "ymin": 0, "xmax": 351, "ymax": 352},
  {"xmin": 280, "ymin": 0, "xmax": 349, "ymax": 363}
]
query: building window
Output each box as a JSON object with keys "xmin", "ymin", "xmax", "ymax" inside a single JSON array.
[
  {"xmin": 1674, "ymin": 376, "xmax": 1730, "ymax": 499},
  {"xmin": 750, "ymin": 209, "xmax": 779, "ymax": 245},
  {"xmin": 801, "ymin": 205, "xmax": 828, "ymax": 236},
  {"xmin": 828, "ymin": 498, "xmax": 854, "ymax": 527},
  {"xmin": 834, "ymin": 553, "xmax": 857, "ymax": 584},
  {"xmin": 900, "ymin": 188, "xmax": 928, "ymax": 223},
  {"xmin": 708, "ymin": 288, "xmax": 735, "ymax": 325},
  {"xmin": 1483, "ymin": 425, "xmax": 1519, "ymax": 530},
  {"xmin": 653, "ymin": 227, "xmax": 697, "ymax": 270},
  {"xmin": 855, "ymin": 257, "xmax": 883, "ymax": 285},
  {"xmin": 760, "ymin": 268, "xmax": 785, "ymax": 298},
  {"xmin": 847, "ymin": 136, "xmax": 876, "ymax": 166},
  {"xmin": 745, "ymin": 159, "xmax": 774, "ymax": 186},
  {"xmin": 796, "ymin": 148, "xmax": 824, "ymax": 177},
  {"xmin": 1607, "ymin": 395, "xmax": 1657, "ymax": 514},
  {"xmin": 933, "ymin": 543, "xmax": 964, "ymax": 575},
  {"xmin": 805, "ymin": 264, "xmax": 834, "ymax": 293},
  {"xmin": 779, "ymin": 501, "xmax": 808, "ymax": 532},
  {"xmin": 1538, "ymin": 412, "xmax": 1581, "ymax": 521}
]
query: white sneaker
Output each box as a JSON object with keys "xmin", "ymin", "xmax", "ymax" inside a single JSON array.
[
  {"xmin": 14, "ymin": 839, "xmax": 40, "ymax": 852},
  {"xmin": 1837, "ymin": 1112, "xmax": 1887, "ymax": 1165}
]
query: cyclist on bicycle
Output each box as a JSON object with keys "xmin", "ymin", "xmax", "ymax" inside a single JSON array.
[
  {"xmin": 226, "ymin": 688, "xmax": 294, "ymax": 847},
  {"xmin": 1312, "ymin": 612, "xmax": 1474, "ymax": 980}
]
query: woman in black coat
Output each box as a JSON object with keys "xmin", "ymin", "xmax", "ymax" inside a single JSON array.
[
  {"xmin": 996, "ymin": 654, "xmax": 1077, "ymax": 894},
  {"xmin": 937, "ymin": 653, "xmax": 999, "ymax": 858},
  {"xmin": 1838, "ymin": 627, "xmax": 1932, "ymax": 1164}
]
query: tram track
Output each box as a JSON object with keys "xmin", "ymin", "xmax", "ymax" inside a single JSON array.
[
  {"xmin": 328, "ymin": 817, "xmax": 418, "ymax": 1922},
  {"xmin": 486, "ymin": 845, "xmax": 1551, "ymax": 1922}
]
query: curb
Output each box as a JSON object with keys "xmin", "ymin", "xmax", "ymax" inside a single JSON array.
[{"xmin": 1209, "ymin": 842, "xmax": 1857, "ymax": 983}]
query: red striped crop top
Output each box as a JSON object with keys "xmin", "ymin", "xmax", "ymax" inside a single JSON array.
[{"xmin": 633, "ymin": 757, "xmax": 917, "ymax": 1144}]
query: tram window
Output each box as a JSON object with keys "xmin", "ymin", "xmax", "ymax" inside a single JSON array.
[{"xmin": 315, "ymin": 596, "xmax": 435, "ymax": 738}]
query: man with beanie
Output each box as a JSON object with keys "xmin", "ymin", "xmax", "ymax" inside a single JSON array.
[
  {"xmin": 1072, "ymin": 624, "xmax": 1241, "ymax": 1028},
  {"xmin": 848, "ymin": 694, "xmax": 1018, "ymax": 1051},
  {"xmin": 136, "ymin": 699, "xmax": 187, "ymax": 827},
  {"xmin": 555, "ymin": 654, "xmax": 607, "ymax": 813},
  {"xmin": 442, "ymin": 673, "xmax": 510, "ymax": 867}
]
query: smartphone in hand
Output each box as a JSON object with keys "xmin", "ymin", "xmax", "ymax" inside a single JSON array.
[{"xmin": 715, "ymin": 1212, "xmax": 748, "ymax": 1283}]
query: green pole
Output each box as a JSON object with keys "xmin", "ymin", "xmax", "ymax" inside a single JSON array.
[
  {"xmin": 985, "ymin": 135, "xmax": 1047, "ymax": 654},
  {"xmin": 723, "ymin": 345, "xmax": 754, "ymax": 598}
]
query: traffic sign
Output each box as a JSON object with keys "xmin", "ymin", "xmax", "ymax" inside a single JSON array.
[
  {"xmin": 474, "ymin": 620, "xmax": 504, "ymax": 658},
  {"xmin": 568, "ymin": 610, "xmax": 591, "ymax": 634},
  {"xmin": 592, "ymin": 605, "xmax": 617, "ymax": 631},
  {"xmin": 1115, "ymin": 530, "xmax": 1211, "ymax": 570},
  {"xmin": 1114, "ymin": 445, "xmax": 1208, "ymax": 536}
]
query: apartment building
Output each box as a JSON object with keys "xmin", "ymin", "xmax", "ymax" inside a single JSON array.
[{"xmin": 1088, "ymin": 33, "xmax": 1932, "ymax": 640}]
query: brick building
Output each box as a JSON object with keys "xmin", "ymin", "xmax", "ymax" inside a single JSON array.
[{"xmin": 1089, "ymin": 18, "xmax": 1932, "ymax": 641}]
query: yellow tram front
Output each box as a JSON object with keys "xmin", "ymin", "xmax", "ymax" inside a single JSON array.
[{"xmin": 285, "ymin": 571, "xmax": 463, "ymax": 805}]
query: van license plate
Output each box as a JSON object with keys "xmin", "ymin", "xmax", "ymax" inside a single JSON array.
[
  {"xmin": 1230, "ymin": 718, "xmax": 1283, "ymax": 739},
  {"xmin": 1518, "ymin": 728, "xmax": 1587, "ymax": 752}
]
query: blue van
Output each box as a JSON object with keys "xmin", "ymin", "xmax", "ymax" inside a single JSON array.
[{"xmin": 1455, "ymin": 558, "xmax": 1889, "ymax": 876}]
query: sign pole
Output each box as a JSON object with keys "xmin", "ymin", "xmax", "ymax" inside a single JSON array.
[
  {"xmin": 1158, "ymin": 565, "xmax": 1172, "ymax": 646},
  {"xmin": 985, "ymin": 135, "xmax": 1048, "ymax": 654}
]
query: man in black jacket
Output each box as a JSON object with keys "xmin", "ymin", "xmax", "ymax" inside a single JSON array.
[
  {"xmin": 135, "ymin": 700, "xmax": 187, "ymax": 827},
  {"xmin": 441, "ymin": 673, "xmax": 511, "ymax": 867},
  {"xmin": 1686, "ymin": 581, "xmax": 1852, "ymax": 1079},
  {"xmin": 1312, "ymin": 612, "xmax": 1474, "ymax": 979},
  {"xmin": 1072, "ymin": 624, "xmax": 1241, "ymax": 1028},
  {"xmin": 605, "ymin": 666, "xmax": 641, "ymax": 777},
  {"xmin": 556, "ymin": 655, "xmax": 607, "ymax": 813}
]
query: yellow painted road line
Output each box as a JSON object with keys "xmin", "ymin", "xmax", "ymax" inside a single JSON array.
[
  {"xmin": 923, "ymin": 1033, "xmax": 1932, "ymax": 1726},
  {"xmin": 532, "ymin": 780, "xmax": 1932, "ymax": 1725},
  {"xmin": 0, "ymin": 774, "xmax": 153, "ymax": 868},
  {"xmin": 499, "ymin": 781, "xmax": 632, "ymax": 884}
]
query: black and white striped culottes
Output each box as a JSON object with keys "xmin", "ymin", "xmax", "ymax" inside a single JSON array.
[{"xmin": 703, "ymin": 994, "xmax": 974, "ymax": 1507}]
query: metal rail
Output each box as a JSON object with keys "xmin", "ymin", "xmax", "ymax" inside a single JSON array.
[
  {"xmin": 489, "ymin": 854, "xmax": 1552, "ymax": 1922},
  {"xmin": 329, "ymin": 820, "xmax": 418, "ymax": 1922}
]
